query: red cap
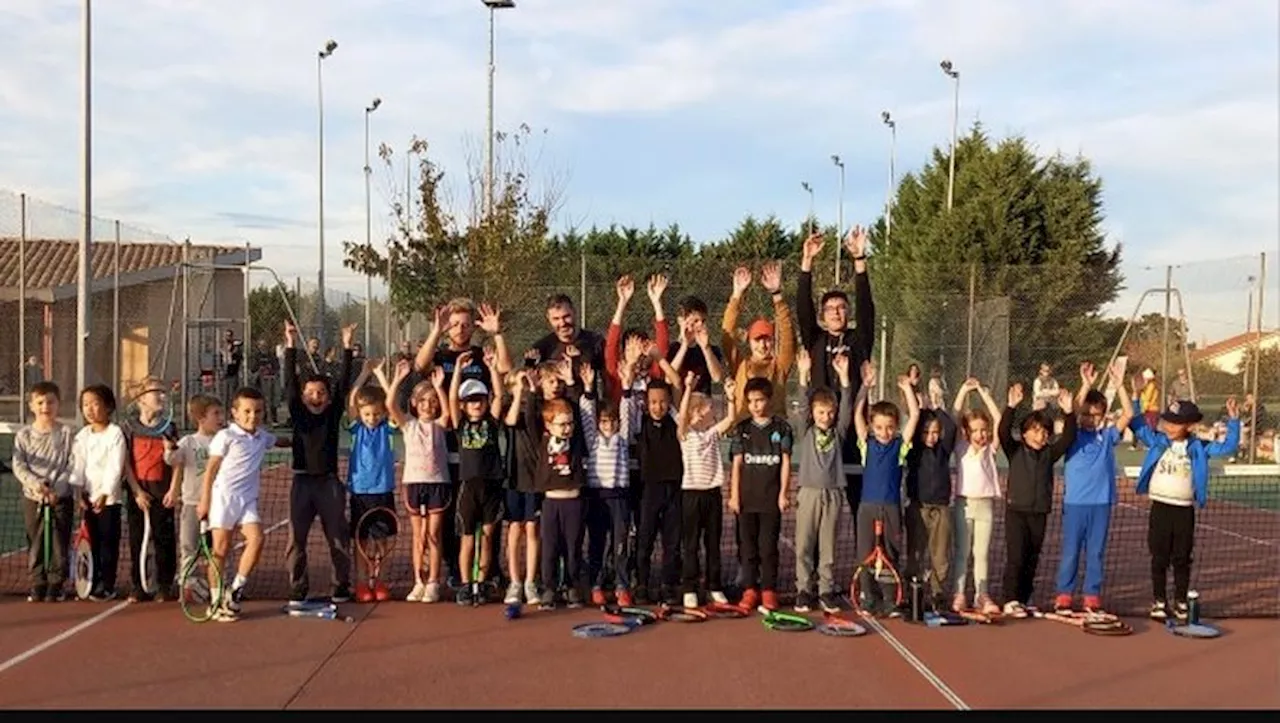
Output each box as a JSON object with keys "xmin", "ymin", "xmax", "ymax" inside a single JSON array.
[{"xmin": 747, "ymin": 318, "xmax": 775, "ymax": 340}]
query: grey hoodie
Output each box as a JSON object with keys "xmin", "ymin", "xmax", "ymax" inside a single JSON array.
[{"xmin": 793, "ymin": 382, "xmax": 854, "ymax": 489}]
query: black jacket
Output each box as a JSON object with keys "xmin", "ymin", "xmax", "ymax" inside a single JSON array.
[
  {"xmin": 999, "ymin": 407, "xmax": 1076, "ymax": 513},
  {"xmin": 906, "ymin": 410, "xmax": 958, "ymax": 505}
]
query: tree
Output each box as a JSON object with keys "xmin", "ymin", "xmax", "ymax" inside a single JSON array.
[{"xmin": 869, "ymin": 123, "xmax": 1124, "ymax": 384}]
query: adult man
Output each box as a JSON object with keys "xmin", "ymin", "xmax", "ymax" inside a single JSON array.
[
  {"xmin": 531, "ymin": 293, "xmax": 606, "ymax": 400},
  {"xmin": 795, "ymin": 226, "xmax": 875, "ymax": 542}
]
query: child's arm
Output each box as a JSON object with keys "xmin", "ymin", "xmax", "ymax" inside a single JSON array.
[
  {"xmin": 854, "ymin": 362, "xmax": 874, "ymax": 443},
  {"xmin": 579, "ymin": 363, "xmax": 600, "ymax": 449},
  {"xmin": 657, "ymin": 354, "xmax": 683, "ymax": 396},
  {"xmin": 777, "ymin": 423, "xmax": 793, "ymax": 512},
  {"xmin": 898, "ymin": 374, "xmax": 922, "ymax": 442},
  {"xmin": 348, "ymin": 357, "xmax": 378, "ymax": 419},
  {"xmin": 448, "ymin": 351, "xmax": 470, "ymax": 428},
  {"xmin": 761, "ymin": 261, "xmax": 796, "ymax": 377},
  {"xmin": 1109, "ymin": 361, "xmax": 1135, "ymax": 433},
  {"xmin": 729, "ymin": 453, "xmax": 743, "ymax": 514},
  {"xmin": 488, "ymin": 357, "xmax": 505, "ymax": 419},
  {"xmin": 697, "ymin": 325, "xmax": 725, "ymax": 383},
  {"xmin": 677, "ymin": 371, "xmax": 697, "ymax": 441},
  {"xmin": 1076, "ymin": 362, "xmax": 1098, "ymax": 408},
  {"xmin": 605, "ymin": 276, "xmax": 633, "ymax": 396},
  {"xmin": 11, "ymin": 431, "xmax": 50, "ymax": 502},
  {"xmin": 646, "ymin": 273, "xmax": 671, "ymax": 380},
  {"xmin": 429, "ymin": 367, "xmax": 451, "ymax": 429},
  {"xmin": 383, "ymin": 358, "xmax": 411, "ymax": 428},
  {"xmin": 281, "ymin": 320, "xmax": 304, "ymax": 406},
  {"xmin": 504, "ymin": 371, "xmax": 528, "ymax": 427},
  {"xmin": 1205, "ymin": 396, "xmax": 1242, "ymax": 457},
  {"xmin": 669, "ymin": 324, "xmax": 691, "ymax": 377},
  {"xmin": 796, "ymin": 348, "xmax": 813, "ymax": 423},
  {"xmin": 834, "ymin": 354, "xmax": 854, "ymax": 437},
  {"xmin": 999, "ymin": 384, "xmax": 1022, "ymax": 457},
  {"xmin": 1049, "ymin": 388, "xmax": 1078, "ymax": 462},
  {"xmin": 975, "ymin": 382, "xmax": 1002, "ymax": 434},
  {"xmin": 713, "ymin": 379, "xmax": 738, "ymax": 436},
  {"xmin": 478, "ymin": 303, "xmax": 513, "ymax": 374},
  {"xmin": 953, "ymin": 376, "xmax": 977, "ymax": 416}
]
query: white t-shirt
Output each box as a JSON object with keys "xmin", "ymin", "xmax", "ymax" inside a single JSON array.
[
  {"xmin": 401, "ymin": 418, "xmax": 449, "ymax": 485},
  {"xmin": 71, "ymin": 424, "xmax": 128, "ymax": 506},
  {"xmin": 954, "ymin": 438, "xmax": 1002, "ymax": 499},
  {"xmin": 681, "ymin": 428, "xmax": 726, "ymax": 491},
  {"xmin": 208, "ymin": 423, "xmax": 277, "ymax": 497},
  {"xmin": 166, "ymin": 431, "xmax": 215, "ymax": 505},
  {"xmin": 1149, "ymin": 441, "xmax": 1194, "ymax": 506}
]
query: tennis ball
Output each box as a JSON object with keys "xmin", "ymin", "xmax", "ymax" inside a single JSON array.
[{"xmin": 504, "ymin": 603, "xmax": 521, "ymax": 620}]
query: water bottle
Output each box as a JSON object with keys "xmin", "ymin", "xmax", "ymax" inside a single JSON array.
[
  {"xmin": 909, "ymin": 576, "xmax": 924, "ymax": 623},
  {"xmin": 1186, "ymin": 590, "xmax": 1200, "ymax": 625}
]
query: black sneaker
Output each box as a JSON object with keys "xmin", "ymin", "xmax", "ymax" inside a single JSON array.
[
  {"xmin": 47, "ymin": 587, "xmax": 68, "ymax": 602},
  {"xmin": 633, "ymin": 586, "xmax": 651, "ymax": 606},
  {"xmin": 455, "ymin": 586, "xmax": 473, "ymax": 606},
  {"xmin": 27, "ymin": 587, "xmax": 46, "ymax": 603},
  {"xmin": 331, "ymin": 584, "xmax": 352, "ymax": 604},
  {"xmin": 227, "ymin": 586, "xmax": 245, "ymax": 613},
  {"xmin": 566, "ymin": 587, "xmax": 583, "ymax": 608},
  {"xmin": 818, "ymin": 593, "xmax": 842, "ymax": 614},
  {"xmin": 794, "ymin": 591, "xmax": 814, "ymax": 613},
  {"xmin": 288, "ymin": 587, "xmax": 308, "ymax": 604}
]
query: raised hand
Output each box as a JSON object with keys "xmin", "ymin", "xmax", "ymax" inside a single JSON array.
[
  {"xmin": 283, "ymin": 318, "xmax": 298, "ymax": 338},
  {"xmin": 1080, "ymin": 361, "xmax": 1098, "ymax": 388},
  {"xmin": 616, "ymin": 275, "xmax": 636, "ymax": 304},
  {"xmin": 341, "ymin": 323, "xmax": 358, "ymax": 347},
  {"xmin": 1106, "ymin": 360, "xmax": 1124, "ymax": 388},
  {"xmin": 455, "ymin": 351, "xmax": 474, "ymax": 374},
  {"xmin": 731, "ymin": 266, "xmax": 752, "ymax": 298},
  {"xmin": 565, "ymin": 344, "xmax": 581, "ymax": 361},
  {"xmin": 797, "ymin": 347, "xmax": 813, "ymax": 377},
  {"xmin": 524, "ymin": 348, "xmax": 541, "ymax": 366},
  {"xmin": 478, "ymin": 303, "xmax": 502, "ymax": 335},
  {"xmin": 623, "ymin": 335, "xmax": 644, "ymax": 367},
  {"xmin": 1057, "ymin": 386, "xmax": 1074, "ymax": 411},
  {"xmin": 1008, "ymin": 382, "xmax": 1025, "ymax": 408},
  {"xmin": 579, "ymin": 361, "xmax": 596, "ymax": 391},
  {"xmin": 483, "ymin": 345, "xmax": 497, "ymax": 369},
  {"xmin": 694, "ymin": 324, "xmax": 710, "ymax": 349},
  {"xmin": 832, "ymin": 351, "xmax": 849, "ymax": 381},
  {"xmin": 618, "ymin": 358, "xmax": 635, "ymax": 389},
  {"xmin": 896, "ymin": 374, "xmax": 914, "ymax": 393},
  {"xmin": 1226, "ymin": 395, "xmax": 1239, "ymax": 419},
  {"xmin": 843, "ymin": 225, "xmax": 868, "ymax": 258},
  {"xmin": 861, "ymin": 360, "xmax": 877, "ymax": 388},
  {"xmin": 761, "ymin": 261, "xmax": 783, "ymax": 294},
  {"xmin": 428, "ymin": 365, "xmax": 443, "ymax": 387},
  {"xmin": 556, "ymin": 356, "xmax": 574, "ymax": 384},
  {"xmin": 802, "ymin": 231, "xmax": 824, "ymax": 264},
  {"xmin": 723, "ymin": 378, "xmax": 735, "ymax": 400},
  {"xmin": 363, "ymin": 356, "xmax": 384, "ymax": 374},
  {"xmin": 684, "ymin": 371, "xmax": 699, "ymax": 392},
  {"xmin": 646, "ymin": 273, "xmax": 668, "ymax": 303},
  {"xmin": 961, "ymin": 376, "xmax": 981, "ymax": 392},
  {"xmin": 432, "ymin": 305, "xmax": 450, "ymax": 335}
]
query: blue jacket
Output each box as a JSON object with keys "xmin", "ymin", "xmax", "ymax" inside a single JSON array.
[{"xmin": 1129, "ymin": 400, "xmax": 1240, "ymax": 508}]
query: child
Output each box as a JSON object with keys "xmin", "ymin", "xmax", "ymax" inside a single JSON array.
[
  {"xmin": 905, "ymin": 403, "xmax": 957, "ymax": 611},
  {"xmin": 851, "ymin": 363, "xmax": 919, "ymax": 615},
  {"xmin": 530, "ymin": 396, "xmax": 588, "ymax": 609},
  {"xmin": 71, "ymin": 385, "xmax": 128, "ymax": 601},
  {"xmin": 1132, "ymin": 395, "xmax": 1240, "ymax": 621},
  {"xmin": 677, "ymin": 371, "xmax": 738, "ymax": 609},
  {"xmin": 721, "ymin": 262, "xmax": 796, "ymax": 419},
  {"xmin": 1054, "ymin": 361, "xmax": 1134, "ymax": 615},
  {"xmin": 792, "ymin": 349, "xmax": 853, "ymax": 614},
  {"xmin": 282, "ymin": 319, "xmax": 357, "ymax": 604},
  {"xmin": 448, "ymin": 350, "xmax": 507, "ymax": 605},
  {"xmin": 347, "ymin": 358, "xmax": 400, "ymax": 603},
  {"xmin": 603, "ymin": 273, "xmax": 671, "ymax": 403},
  {"xmin": 197, "ymin": 387, "xmax": 278, "ymax": 621},
  {"xmin": 121, "ymin": 376, "xmax": 180, "ymax": 602},
  {"xmin": 950, "ymin": 377, "xmax": 1004, "ymax": 616},
  {"xmin": 12, "ymin": 381, "xmax": 76, "ymax": 602},
  {"xmin": 578, "ymin": 362, "xmax": 637, "ymax": 607},
  {"xmin": 503, "ymin": 366, "xmax": 542, "ymax": 606},
  {"xmin": 385, "ymin": 359, "xmax": 452, "ymax": 603},
  {"xmin": 997, "ymin": 382, "xmax": 1076, "ymax": 617},
  {"xmin": 635, "ymin": 376, "xmax": 684, "ymax": 606},
  {"xmin": 165, "ymin": 394, "xmax": 224, "ymax": 603},
  {"xmin": 729, "ymin": 377, "xmax": 794, "ymax": 613}
]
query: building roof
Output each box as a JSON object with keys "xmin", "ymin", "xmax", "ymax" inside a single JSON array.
[
  {"xmin": 0, "ymin": 239, "xmax": 260, "ymax": 302},
  {"xmin": 1191, "ymin": 329, "xmax": 1280, "ymax": 363}
]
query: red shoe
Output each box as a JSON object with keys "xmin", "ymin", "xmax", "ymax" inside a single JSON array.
[
  {"xmin": 615, "ymin": 588, "xmax": 633, "ymax": 607},
  {"xmin": 355, "ymin": 584, "xmax": 375, "ymax": 603},
  {"xmin": 374, "ymin": 582, "xmax": 391, "ymax": 602},
  {"xmin": 1053, "ymin": 593, "xmax": 1073, "ymax": 614},
  {"xmin": 1082, "ymin": 595, "xmax": 1104, "ymax": 614},
  {"xmin": 590, "ymin": 587, "xmax": 607, "ymax": 606},
  {"xmin": 761, "ymin": 589, "xmax": 779, "ymax": 612},
  {"xmin": 740, "ymin": 588, "xmax": 760, "ymax": 611}
]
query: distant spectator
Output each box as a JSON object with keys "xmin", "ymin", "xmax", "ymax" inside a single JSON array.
[
  {"xmin": 927, "ymin": 367, "xmax": 948, "ymax": 411},
  {"xmin": 23, "ymin": 356, "xmax": 44, "ymax": 392},
  {"xmin": 1170, "ymin": 368, "xmax": 1193, "ymax": 404},
  {"xmin": 1033, "ymin": 363, "xmax": 1060, "ymax": 411}
]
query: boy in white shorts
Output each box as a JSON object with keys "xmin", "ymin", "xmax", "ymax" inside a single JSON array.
[{"xmin": 197, "ymin": 387, "xmax": 279, "ymax": 622}]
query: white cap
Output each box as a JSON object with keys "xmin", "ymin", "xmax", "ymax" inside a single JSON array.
[
  {"xmin": 1142, "ymin": 368, "xmax": 1155, "ymax": 381},
  {"xmin": 459, "ymin": 379, "xmax": 490, "ymax": 400}
]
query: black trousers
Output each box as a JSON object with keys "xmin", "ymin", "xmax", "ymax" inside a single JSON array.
[
  {"xmin": 681, "ymin": 488, "xmax": 723, "ymax": 594},
  {"xmin": 738, "ymin": 510, "xmax": 781, "ymax": 591},
  {"xmin": 1001, "ymin": 508, "xmax": 1048, "ymax": 605},
  {"xmin": 1148, "ymin": 501, "xmax": 1195, "ymax": 603},
  {"xmin": 540, "ymin": 497, "xmax": 585, "ymax": 591},
  {"xmin": 585, "ymin": 489, "xmax": 631, "ymax": 590},
  {"xmin": 85, "ymin": 504, "xmax": 123, "ymax": 593},
  {"xmin": 286, "ymin": 473, "xmax": 352, "ymax": 595},
  {"xmin": 125, "ymin": 480, "xmax": 177, "ymax": 596},
  {"xmin": 843, "ymin": 437, "xmax": 864, "ymax": 547},
  {"xmin": 636, "ymin": 479, "xmax": 682, "ymax": 593},
  {"xmin": 23, "ymin": 496, "xmax": 74, "ymax": 590}
]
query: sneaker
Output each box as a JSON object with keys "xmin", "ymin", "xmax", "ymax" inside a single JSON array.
[
  {"xmin": 1173, "ymin": 601, "xmax": 1189, "ymax": 622},
  {"xmin": 332, "ymin": 584, "xmax": 352, "ymax": 604},
  {"xmin": 793, "ymin": 591, "xmax": 814, "ymax": 613},
  {"xmin": 951, "ymin": 593, "xmax": 967, "ymax": 613},
  {"xmin": 212, "ymin": 605, "xmax": 239, "ymax": 623},
  {"xmin": 1003, "ymin": 600, "xmax": 1028, "ymax": 618},
  {"xmin": 423, "ymin": 582, "xmax": 442, "ymax": 604},
  {"xmin": 709, "ymin": 590, "xmax": 729, "ymax": 605},
  {"xmin": 1149, "ymin": 601, "xmax": 1168, "ymax": 621},
  {"xmin": 1053, "ymin": 594, "xmax": 1074, "ymax": 614},
  {"xmin": 407, "ymin": 582, "xmax": 427, "ymax": 602},
  {"xmin": 288, "ymin": 588, "xmax": 308, "ymax": 604},
  {"xmin": 683, "ymin": 592, "xmax": 700, "ymax": 609},
  {"xmin": 47, "ymin": 587, "xmax": 68, "ymax": 602},
  {"xmin": 227, "ymin": 586, "xmax": 245, "ymax": 613},
  {"xmin": 90, "ymin": 588, "xmax": 118, "ymax": 603},
  {"xmin": 1082, "ymin": 595, "xmax": 1104, "ymax": 614},
  {"xmin": 455, "ymin": 586, "xmax": 473, "ymax": 606},
  {"xmin": 661, "ymin": 588, "xmax": 680, "ymax": 607},
  {"xmin": 27, "ymin": 587, "xmax": 46, "ymax": 603},
  {"xmin": 615, "ymin": 587, "xmax": 634, "ymax": 607},
  {"xmin": 818, "ymin": 593, "xmax": 842, "ymax": 614},
  {"xmin": 590, "ymin": 587, "xmax": 607, "ymax": 607},
  {"xmin": 504, "ymin": 582, "xmax": 523, "ymax": 605},
  {"xmin": 538, "ymin": 588, "xmax": 555, "ymax": 610},
  {"xmin": 374, "ymin": 582, "xmax": 391, "ymax": 602},
  {"xmin": 760, "ymin": 589, "xmax": 780, "ymax": 613},
  {"xmin": 739, "ymin": 588, "xmax": 760, "ymax": 611},
  {"xmin": 524, "ymin": 581, "xmax": 540, "ymax": 605},
  {"xmin": 356, "ymin": 584, "xmax": 375, "ymax": 604},
  {"xmin": 633, "ymin": 586, "xmax": 651, "ymax": 606},
  {"xmin": 566, "ymin": 587, "xmax": 583, "ymax": 608}
]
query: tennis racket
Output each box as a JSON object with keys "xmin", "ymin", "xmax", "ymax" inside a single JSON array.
[
  {"xmin": 601, "ymin": 603, "xmax": 659, "ymax": 627},
  {"xmin": 283, "ymin": 600, "xmax": 355, "ymax": 623},
  {"xmin": 124, "ymin": 380, "xmax": 178, "ymax": 441},
  {"xmin": 816, "ymin": 613, "xmax": 868, "ymax": 637},
  {"xmin": 1165, "ymin": 620, "xmax": 1221, "ymax": 639},
  {"xmin": 139, "ymin": 507, "xmax": 157, "ymax": 596},
  {"xmin": 923, "ymin": 610, "xmax": 969, "ymax": 627},
  {"xmin": 1032, "ymin": 610, "xmax": 1132, "ymax": 636},
  {"xmin": 355, "ymin": 506, "xmax": 397, "ymax": 603},
  {"xmin": 849, "ymin": 518, "xmax": 903, "ymax": 616},
  {"xmin": 471, "ymin": 522, "xmax": 483, "ymax": 607},
  {"xmin": 41, "ymin": 502, "xmax": 52, "ymax": 594},
  {"xmin": 703, "ymin": 601, "xmax": 750, "ymax": 619},
  {"xmin": 955, "ymin": 609, "xmax": 1004, "ymax": 625},
  {"xmin": 657, "ymin": 604, "xmax": 709, "ymax": 623},
  {"xmin": 572, "ymin": 621, "xmax": 634, "ymax": 639},
  {"xmin": 761, "ymin": 610, "xmax": 815, "ymax": 632},
  {"xmin": 72, "ymin": 516, "xmax": 94, "ymax": 601},
  {"xmin": 179, "ymin": 520, "xmax": 222, "ymax": 623}
]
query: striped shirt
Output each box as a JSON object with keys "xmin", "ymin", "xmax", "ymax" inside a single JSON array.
[
  {"xmin": 579, "ymin": 393, "xmax": 634, "ymax": 489},
  {"xmin": 681, "ymin": 428, "xmax": 725, "ymax": 490}
]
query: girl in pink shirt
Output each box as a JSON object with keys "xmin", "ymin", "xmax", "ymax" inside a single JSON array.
[
  {"xmin": 384, "ymin": 359, "xmax": 453, "ymax": 603},
  {"xmin": 951, "ymin": 377, "xmax": 1004, "ymax": 616}
]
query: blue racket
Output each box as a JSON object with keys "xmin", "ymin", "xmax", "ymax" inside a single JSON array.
[{"xmin": 571, "ymin": 622, "xmax": 634, "ymax": 639}]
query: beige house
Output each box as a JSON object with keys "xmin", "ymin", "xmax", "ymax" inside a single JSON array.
[
  {"xmin": 0, "ymin": 239, "xmax": 260, "ymax": 419},
  {"xmin": 1191, "ymin": 330, "xmax": 1280, "ymax": 374}
]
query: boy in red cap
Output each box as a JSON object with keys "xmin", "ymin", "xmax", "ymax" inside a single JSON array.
[{"xmin": 720, "ymin": 261, "xmax": 795, "ymax": 419}]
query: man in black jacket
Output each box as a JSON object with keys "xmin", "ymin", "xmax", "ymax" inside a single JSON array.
[{"xmin": 796, "ymin": 226, "xmax": 876, "ymax": 543}]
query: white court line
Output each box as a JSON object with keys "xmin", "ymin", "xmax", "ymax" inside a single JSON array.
[
  {"xmin": 1115, "ymin": 502, "xmax": 1276, "ymax": 548},
  {"xmin": 777, "ymin": 535, "xmax": 970, "ymax": 711},
  {"xmin": 0, "ymin": 516, "xmax": 291, "ymax": 676}
]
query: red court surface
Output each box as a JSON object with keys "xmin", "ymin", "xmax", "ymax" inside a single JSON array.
[{"xmin": 1, "ymin": 597, "xmax": 1275, "ymax": 710}]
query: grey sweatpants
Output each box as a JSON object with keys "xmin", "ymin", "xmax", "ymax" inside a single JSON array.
[
  {"xmin": 855, "ymin": 502, "xmax": 903, "ymax": 605},
  {"xmin": 178, "ymin": 504, "xmax": 200, "ymax": 582},
  {"xmin": 794, "ymin": 487, "xmax": 844, "ymax": 596}
]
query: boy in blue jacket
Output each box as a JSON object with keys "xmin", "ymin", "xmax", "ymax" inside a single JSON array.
[{"xmin": 1130, "ymin": 396, "xmax": 1240, "ymax": 622}]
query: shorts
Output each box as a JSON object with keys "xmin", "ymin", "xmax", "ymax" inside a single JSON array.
[
  {"xmin": 457, "ymin": 478, "xmax": 504, "ymax": 532},
  {"xmin": 350, "ymin": 492, "xmax": 399, "ymax": 541},
  {"xmin": 406, "ymin": 484, "xmax": 452, "ymax": 515},
  {"xmin": 207, "ymin": 488, "xmax": 260, "ymax": 531},
  {"xmin": 505, "ymin": 490, "xmax": 542, "ymax": 523}
]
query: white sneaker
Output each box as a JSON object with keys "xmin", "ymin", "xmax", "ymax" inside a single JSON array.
[
  {"xmin": 709, "ymin": 591, "xmax": 728, "ymax": 605},
  {"xmin": 406, "ymin": 582, "xmax": 426, "ymax": 602},
  {"xmin": 422, "ymin": 582, "xmax": 441, "ymax": 603},
  {"xmin": 523, "ymin": 581, "xmax": 539, "ymax": 605},
  {"xmin": 504, "ymin": 582, "xmax": 522, "ymax": 605},
  {"xmin": 683, "ymin": 592, "xmax": 699, "ymax": 609}
]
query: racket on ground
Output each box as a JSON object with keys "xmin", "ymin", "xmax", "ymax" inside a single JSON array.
[
  {"xmin": 1033, "ymin": 610, "xmax": 1132, "ymax": 636},
  {"xmin": 762, "ymin": 610, "xmax": 815, "ymax": 632},
  {"xmin": 72, "ymin": 515, "xmax": 94, "ymax": 600},
  {"xmin": 283, "ymin": 600, "xmax": 355, "ymax": 623},
  {"xmin": 703, "ymin": 601, "xmax": 750, "ymax": 619},
  {"xmin": 1165, "ymin": 620, "xmax": 1221, "ymax": 639},
  {"xmin": 572, "ymin": 621, "xmax": 634, "ymax": 639},
  {"xmin": 657, "ymin": 604, "xmax": 709, "ymax": 623},
  {"xmin": 355, "ymin": 506, "xmax": 398, "ymax": 602},
  {"xmin": 140, "ymin": 507, "xmax": 157, "ymax": 596},
  {"xmin": 849, "ymin": 518, "xmax": 903, "ymax": 615},
  {"xmin": 179, "ymin": 520, "xmax": 222, "ymax": 623},
  {"xmin": 816, "ymin": 613, "xmax": 868, "ymax": 637},
  {"xmin": 924, "ymin": 610, "xmax": 969, "ymax": 627},
  {"xmin": 956, "ymin": 609, "xmax": 1004, "ymax": 625},
  {"xmin": 601, "ymin": 604, "xmax": 659, "ymax": 627}
]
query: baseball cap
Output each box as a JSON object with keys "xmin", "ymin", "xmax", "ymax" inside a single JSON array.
[
  {"xmin": 458, "ymin": 379, "xmax": 490, "ymax": 401},
  {"xmin": 1161, "ymin": 400, "xmax": 1203, "ymax": 424},
  {"xmin": 1142, "ymin": 368, "xmax": 1155, "ymax": 381},
  {"xmin": 747, "ymin": 318, "xmax": 775, "ymax": 340}
]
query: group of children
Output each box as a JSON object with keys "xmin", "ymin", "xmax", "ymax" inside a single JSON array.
[{"xmin": 11, "ymin": 230, "xmax": 1244, "ymax": 624}]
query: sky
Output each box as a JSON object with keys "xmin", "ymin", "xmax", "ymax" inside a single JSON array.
[{"xmin": 0, "ymin": 0, "xmax": 1277, "ymax": 345}]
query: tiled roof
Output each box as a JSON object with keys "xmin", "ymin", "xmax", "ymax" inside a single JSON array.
[
  {"xmin": 1191, "ymin": 330, "xmax": 1280, "ymax": 362},
  {"xmin": 0, "ymin": 238, "xmax": 254, "ymax": 291}
]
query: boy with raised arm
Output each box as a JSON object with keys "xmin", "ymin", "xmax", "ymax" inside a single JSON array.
[
  {"xmin": 721, "ymin": 261, "xmax": 795, "ymax": 419},
  {"xmin": 346, "ymin": 357, "xmax": 399, "ymax": 603},
  {"xmin": 667, "ymin": 294, "xmax": 725, "ymax": 396}
]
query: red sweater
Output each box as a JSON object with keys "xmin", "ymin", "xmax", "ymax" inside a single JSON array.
[{"xmin": 603, "ymin": 319, "xmax": 669, "ymax": 403}]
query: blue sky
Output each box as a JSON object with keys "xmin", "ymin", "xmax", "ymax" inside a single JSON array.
[{"xmin": 0, "ymin": 0, "xmax": 1276, "ymax": 343}]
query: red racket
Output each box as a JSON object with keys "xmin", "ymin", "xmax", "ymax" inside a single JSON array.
[
  {"xmin": 849, "ymin": 518, "xmax": 903, "ymax": 615},
  {"xmin": 1032, "ymin": 610, "xmax": 1132, "ymax": 636}
]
